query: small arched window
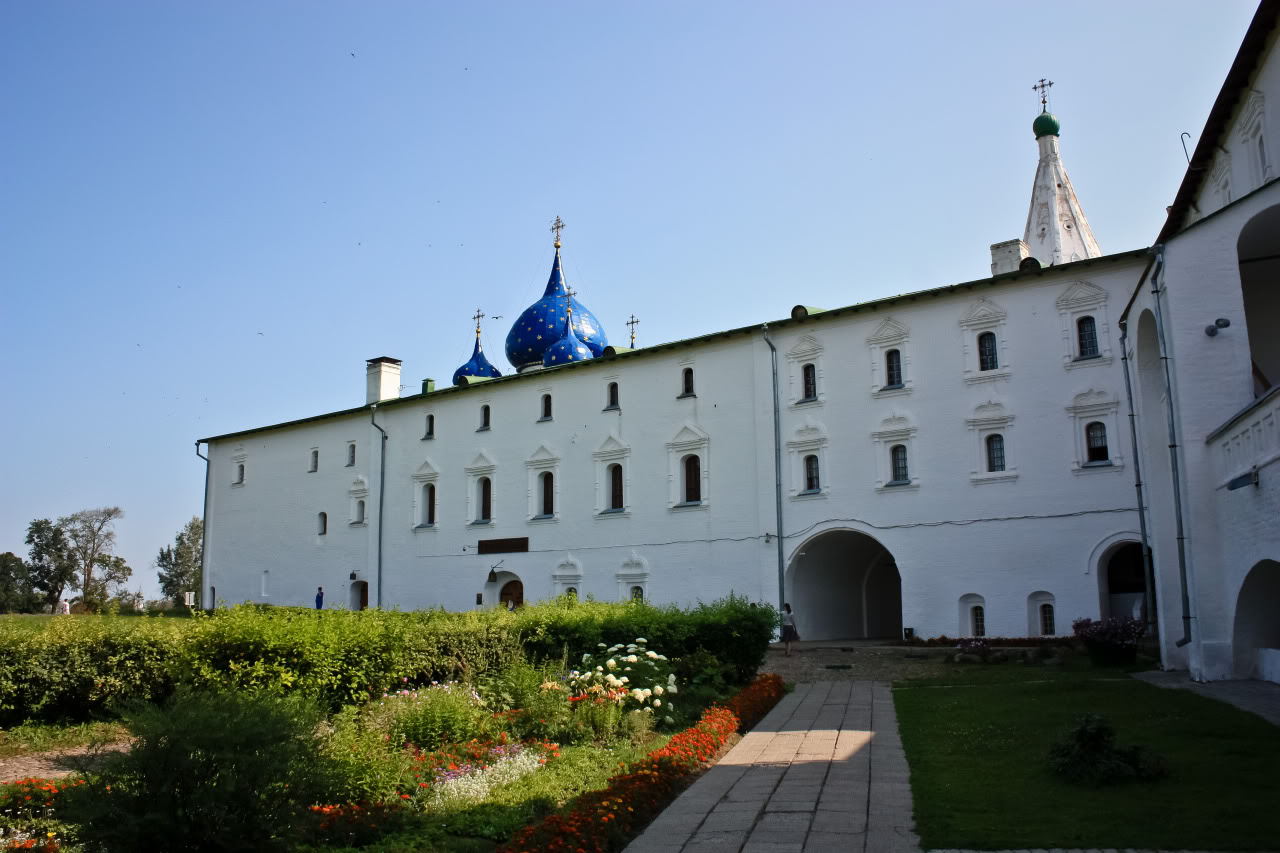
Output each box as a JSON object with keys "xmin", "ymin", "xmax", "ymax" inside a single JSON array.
[
  {"xmin": 235, "ymin": 463, "xmax": 245, "ymax": 484},
  {"xmin": 1086, "ymin": 421, "xmax": 1109, "ymax": 463},
  {"xmin": 631, "ymin": 585, "xmax": 644, "ymax": 601},
  {"xmin": 890, "ymin": 445, "xmax": 909, "ymax": 484},
  {"xmin": 480, "ymin": 405, "xmax": 491, "ymax": 430},
  {"xmin": 565, "ymin": 586, "xmax": 578, "ymax": 598},
  {"xmin": 309, "ymin": 449, "xmax": 318, "ymax": 472},
  {"xmin": 261, "ymin": 570, "xmax": 269, "ymax": 598},
  {"xmin": 318, "ymin": 512, "xmax": 327, "ymax": 535},
  {"xmin": 540, "ymin": 394, "xmax": 552, "ymax": 420},
  {"xmin": 606, "ymin": 382, "xmax": 620, "ymax": 409},
  {"xmin": 478, "ymin": 477, "xmax": 492, "ymax": 521},
  {"xmin": 609, "ymin": 463, "xmax": 624, "ymax": 510},
  {"xmin": 1040, "ymin": 603, "xmax": 1056, "ymax": 636},
  {"xmin": 803, "ymin": 454, "xmax": 820, "ymax": 492},
  {"xmin": 681, "ymin": 367, "xmax": 695, "ymax": 397},
  {"xmin": 424, "ymin": 414, "xmax": 434, "ymax": 439},
  {"xmin": 540, "ymin": 471, "xmax": 554, "ymax": 516},
  {"xmin": 977, "ymin": 331, "xmax": 999, "ymax": 371},
  {"xmin": 683, "ymin": 454, "xmax": 701, "ymax": 503},
  {"xmin": 422, "ymin": 483, "xmax": 436, "ymax": 526},
  {"xmin": 986, "ymin": 434, "xmax": 1005, "ymax": 472},
  {"xmin": 355, "ymin": 499, "xmax": 366, "ymax": 524},
  {"xmin": 885, "ymin": 349, "xmax": 903, "ymax": 388},
  {"xmin": 971, "ymin": 605, "xmax": 985, "ymax": 637},
  {"xmin": 347, "ymin": 444, "xmax": 356, "ymax": 467},
  {"xmin": 801, "ymin": 363, "xmax": 817, "ymax": 401},
  {"xmin": 1077, "ymin": 316, "xmax": 1099, "ymax": 359}
]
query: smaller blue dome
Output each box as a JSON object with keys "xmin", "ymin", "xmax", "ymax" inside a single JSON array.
[
  {"xmin": 453, "ymin": 335, "xmax": 502, "ymax": 386},
  {"xmin": 543, "ymin": 308, "xmax": 592, "ymax": 367}
]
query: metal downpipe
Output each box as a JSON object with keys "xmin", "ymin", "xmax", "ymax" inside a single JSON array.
[
  {"xmin": 370, "ymin": 406, "xmax": 388, "ymax": 610},
  {"xmin": 761, "ymin": 326, "xmax": 786, "ymax": 616},
  {"xmin": 1118, "ymin": 322, "xmax": 1158, "ymax": 642}
]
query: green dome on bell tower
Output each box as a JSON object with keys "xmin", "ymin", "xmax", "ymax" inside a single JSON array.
[{"xmin": 1033, "ymin": 110, "xmax": 1060, "ymax": 139}]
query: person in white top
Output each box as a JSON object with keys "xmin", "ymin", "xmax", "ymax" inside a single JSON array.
[
  {"xmin": 59, "ymin": 599, "xmax": 70, "ymax": 615},
  {"xmin": 781, "ymin": 603, "xmax": 799, "ymax": 657}
]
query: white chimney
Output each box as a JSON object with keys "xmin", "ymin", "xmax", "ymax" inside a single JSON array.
[
  {"xmin": 366, "ymin": 357, "xmax": 402, "ymax": 404},
  {"xmin": 990, "ymin": 239, "xmax": 1031, "ymax": 276}
]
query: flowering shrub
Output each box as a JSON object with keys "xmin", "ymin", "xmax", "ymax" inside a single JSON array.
[
  {"xmin": 302, "ymin": 801, "xmax": 407, "ymax": 847},
  {"xmin": 1072, "ymin": 618, "xmax": 1145, "ymax": 665},
  {"xmin": 571, "ymin": 639, "xmax": 677, "ymax": 715},
  {"xmin": 955, "ymin": 637, "xmax": 992, "ymax": 658},
  {"xmin": 366, "ymin": 681, "xmax": 497, "ymax": 751},
  {"xmin": 720, "ymin": 673, "xmax": 786, "ymax": 732},
  {"xmin": 0, "ymin": 777, "xmax": 80, "ymax": 852}
]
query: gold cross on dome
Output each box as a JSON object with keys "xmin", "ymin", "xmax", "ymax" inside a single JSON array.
[
  {"xmin": 550, "ymin": 216, "xmax": 566, "ymax": 245},
  {"xmin": 472, "ymin": 308, "xmax": 485, "ymax": 335},
  {"xmin": 564, "ymin": 286, "xmax": 576, "ymax": 318},
  {"xmin": 627, "ymin": 314, "xmax": 639, "ymax": 347},
  {"xmin": 1032, "ymin": 78, "xmax": 1054, "ymax": 109}
]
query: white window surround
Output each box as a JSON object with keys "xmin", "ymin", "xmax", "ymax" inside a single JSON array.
[
  {"xmin": 959, "ymin": 593, "xmax": 985, "ymax": 637},
  {"xmin": 411, "ymin": 460, "xmax": 439, "ymax": 530},
  {"xmin": 231, "ymin": 451, "xmax": 247, "ymax": 488},
  {"xmin": 1066, "ymin": 389, "xmax": 1124, "ymax": 475},
  {"xmin": 959, "ymin": 298, "xmax": 1011, "ymax": 385},
  {"xmin": 786, "ymin": 417, "xmax": 829, "ymax": 499},
  {"xmin": 871, "ymin": 413, "xmax": 919, "ymax": 491},
  {"xmin": 666, "ymin": 423, "xmax": 710, "ymax": 509},
  {"xmin": 616, "ymin": 551, "xmax": 649, "ymax": 601},
  {"xmin": 1056, "ymin": 280, "xmax": 1113, "ymax": 369},
  {"xmin": 786, "ymin": 334, "xmax": 825, "ymax": 407},
  {"xmin": 1208, "ymin": 154, "xmax": 1232, "ymax": 210},
  {"xmin": 464, "ymin": 451, "xmax": 497, "ymax": 525},
  {"xmin": 1028, "ymin": 590, "xmax": 1057, "ymax": 636},
  {"xmin": 592, "ymin": 434, "xmax": 632, "ymax": 517},
  {"xmin": 867, "ymin": 317, "xmax": 912, "ymax": 398},
  {"xmin": 348, "ymin": 476, "xmax": 369, "ymax": 526},
  {"xmin": 525, "ymin": 445, "xmax": 560, "ymax": 522},
  {"xmin": 346, "ymin": 441, "xmax": 356, "ymax": 467},
  {"xmin": 965, "ymin": 402, "xmax": 1017, "ymax": 484},
  {"xmin": 553, "ymin": 553, "xmax": 584, "ymax": 597},
  {"xmin": 1238, "ymin": 90, "xmax": 1271, "ymax": 188}
]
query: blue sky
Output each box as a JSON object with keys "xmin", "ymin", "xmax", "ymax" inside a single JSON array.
[{"xmin": 0, "ymin": 1, "xmax": 1260, "ymax": 599}]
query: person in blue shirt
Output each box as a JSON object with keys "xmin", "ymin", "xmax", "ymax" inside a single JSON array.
[{"xmin": 315, "ymin": 586, "xmax": 324, "ymax": 610}]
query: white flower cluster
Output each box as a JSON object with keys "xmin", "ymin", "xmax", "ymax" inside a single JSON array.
[
  {"xmin": 568, "ymin": 638, "xmax": 679, "ymax": 715},
  {"xmin": 421, "ymin": 748, "xmax": 546, "ymax": 809}
]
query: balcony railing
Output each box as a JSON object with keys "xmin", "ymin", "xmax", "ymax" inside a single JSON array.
[{"xmin": 1206, "ymin": 384, "xmax": 1280, "ymax": 486}]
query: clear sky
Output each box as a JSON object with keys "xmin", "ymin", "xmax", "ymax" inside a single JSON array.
[{"xmin": 0, "ymin": 1, "xmax": 1261, "ymax": 600}]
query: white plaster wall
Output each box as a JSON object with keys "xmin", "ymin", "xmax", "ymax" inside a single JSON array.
[{"xmin": 205, "ymin": 257, "xmax": 1149, "ymax": 642}]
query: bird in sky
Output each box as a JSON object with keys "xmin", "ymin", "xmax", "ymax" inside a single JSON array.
[
  {"xmin": 350, "ymin": 52, "xmax": 356, "ymax": 58},
  {"xmin": 257, "ymin": 332, "xmax": 265, "ymax": 336}
]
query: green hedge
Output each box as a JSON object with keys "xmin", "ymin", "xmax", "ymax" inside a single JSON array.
[{"xmin": 0, "ymin": 595, "xmax": 776, "ymax": 724}]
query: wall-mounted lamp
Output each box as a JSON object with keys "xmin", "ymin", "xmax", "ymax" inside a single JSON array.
[
  {"xmin": 764, "ymin": 532, "xmax": 771, "ymax": 544},
  {"xmin": 486, "ymin": 559, "xmax": 503, "ymax": 584},
  {"xmin": 1205, "ymin": 318, "xmax": 1231, "ymax": 336}
]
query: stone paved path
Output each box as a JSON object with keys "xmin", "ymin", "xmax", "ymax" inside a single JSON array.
[
  {"xmin": 1133, "ymin": 670, "xmax": 1280, "ymax": 725},
  {"xmin": 625, "ymin": 680, "xmax": 920, "ymax": 853}
]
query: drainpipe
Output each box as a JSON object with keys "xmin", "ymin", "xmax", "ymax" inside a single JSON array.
[
  {"xmin": 370, "ymin": 405, "xmax": 388, "ymax": 609},
  {"xmin": 195, "ymin": 441, "xmax": 211, "ymax": 610},
  {"xmin": 761, "ymin": 325, "xmax": 786, "ymax": 616},
  {"xmin": 1117, "ymin": 322, "xmax": 1158, "ymax": 644},
  {"xmin": 1147, "ymin": 248, "xmax": 1195, "ymax": 654}
]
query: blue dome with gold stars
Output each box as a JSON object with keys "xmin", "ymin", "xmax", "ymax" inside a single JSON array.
[
  {"xmin": 505, "ymin": 244, "xmax": 607, "ymax": 371},
  {"xmin": 452, "ymin": 334, "xmax": 502, "ymax": 386},
  {"xmin": 543, "ymin": 307, "xmax": 592, "ymax": 367}
]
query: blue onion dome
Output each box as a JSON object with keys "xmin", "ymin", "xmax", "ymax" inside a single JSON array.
[
  {"xmin": 505, "ymin": 243, "xmax": 608, "ymax": 371},
  {"xmin": 543, "ymin": 299, "xmax": 593, "ymax": 367},
  {"xmin": 452, "ymin": 333, "xmax": 502, "ymax": 386}
]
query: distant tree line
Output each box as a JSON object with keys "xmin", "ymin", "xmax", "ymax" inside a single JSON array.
[{"xmin": 0, "ymin": 509, "xmax": 203, "ymax": 614}]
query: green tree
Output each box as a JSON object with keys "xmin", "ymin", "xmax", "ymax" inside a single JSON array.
[
  {"xmin": 59, "ymin": 506, "xmax": 124, "ymax": 613},
  {"xmin": 83, "ymin": 554, "xmax": 133, "ymax": 611},
  {"xmin": 25, "ymin": 518, "xmax": 78, "ymax": 610},
  {"xmin": 155, "ymin": 516, "xmax": 204, "ymax": 607},
  {"xmin": 0, "ymin": 551, "xmax": 39, "ymax": 613}
]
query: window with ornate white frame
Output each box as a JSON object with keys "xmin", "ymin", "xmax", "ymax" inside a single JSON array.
[
  {"xmin": 552, "ymin": 553, "xmax": 583, "ymax": 597},
  {"xmin": 616, "ymin": 551, "xmax": 649, "ymax": 601},
  {"xmin": 871, "ymin": 413, "xmax": 919, "ymax": 491},
  {"xmin": 593, "ymin": 434, "xmax": 631, "ymax": 517},
  {"xmin": 348, "ymin": 476, "xmax": 369, "ymax": 525},
  {"xmin": 525, "ymin": 445, "xmax": 560, "ymax": 522},
  {"xmin": 1055, "ymin": 280, "xmax": 1113, "ymax": 368},
  {"xmin": 959, "ymin": 297, "xmax": 1010, "ymax": 384},
  {"xmin": 1208, "ymin": 153, "xmax": 1232, "ymax": 211},
  {"xmin": 1066, "ymin": 389, "xmax": 1124, "ymax": 474},
  {"xmin": 411, "ymin": 460, "xmax": 439, "ymax": 529},
  {"xmin": 1237, "ymin": 91, "xmax": 1271, "ymax": 189},
  {"xmin": 785, "ymin": 334, "xmax": 825, "ymax": 407},
  {"xmin": 786, "ymin": 417, "xmax": 828, "ymax": 499},
  {"xmin": 666, "ymin": 423, "xmax": 710, "ymax": 509},
  {"xmin": 231, "ymin": 450, "xmax": 247, "ymax": 488},
  {"xmin": 1027, "ymin": 591, "xmax": 1057, "ymax": 636},
  {"xmin": 464, "ymin": 451, "xmax": 497, "ymax": 525},
  {"xmin": 966, "ymin": 401, "xmax": 1017, "ymax": 483},
  {"xmin": 959, "ymin": 593, "xmax": 985, "ymax": 637},
  {"xmin": 867, "ymin": 317, "xmax": 912, "ymax": 397}
]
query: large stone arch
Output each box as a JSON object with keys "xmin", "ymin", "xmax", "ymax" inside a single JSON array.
[
  {"xmin": 1232, "ymin": 559, "xmax": 1280, "ymax": 681},
  {"xmin": 1237, "ymin": 203, "xmax": 1280, "ymax": 396},
  {"xmin": 784, "ymin": 528, "xmax": 902, "ymax": 641}
]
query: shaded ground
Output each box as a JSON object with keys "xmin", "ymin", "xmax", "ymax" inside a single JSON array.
[
  {"xmin": 0, "ymin": 742, "xmax": 128, "ymax": 782},
  {"xmin": 760, "ymin": 644, "xmax": 953, "ymax": 683}
]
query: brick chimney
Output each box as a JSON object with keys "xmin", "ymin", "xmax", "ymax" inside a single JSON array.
[
  {"xmin": 366, "ymin": 357, "xmax": 402, "ymax": 404},
  {"xmin": 990, "ymin": 239, "xmax": 1030, "ymax": 276}
]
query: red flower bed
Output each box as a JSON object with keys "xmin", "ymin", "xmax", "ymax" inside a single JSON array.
[
  {"xmin": 500, "ymin": 678, "xmax": 785, "ymax": 853},
  {"xmin": 719, "ymin": 673, "xmax": 785, "ymax": 732}
]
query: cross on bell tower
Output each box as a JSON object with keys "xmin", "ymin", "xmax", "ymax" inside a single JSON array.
[
  {"xmin": 1032, "ymin": 78, "xmax": 1054, "ymax": 110},
  {"xmin": 627, "ymin": 314, "xmax": 639, "ymax": 347}
]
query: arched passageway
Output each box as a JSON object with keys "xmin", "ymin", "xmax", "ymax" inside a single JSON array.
[
  {"xmin": 1233, "ymin": 559, "xmax": 1280, "ymax": 680},
  {"xmin": 785, "ymin": 530, "xmax": 902, "ymax": 641},
  {"xmin": 500, "ymin": 579, "xmax": 524, "ymax": 610},
  {"xmin": 349, "ymin": 580, "xmax": 368, "ymax": 611},
  {"xmin": 1098, "ymin": 542, "xmax": 1149, "ymax": 623},
  {"xmin": 1238, "ymin": 204, "xmax": 1280, "ymax": 396}
]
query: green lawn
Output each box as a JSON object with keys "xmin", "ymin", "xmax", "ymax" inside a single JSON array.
[
  {"xmin": 895, "ymin": 664, "xmax": 1280, "ymax": 851},
  {"xmin": 0, "ymin": 720, "xmax": 128, "ymax": 757}
]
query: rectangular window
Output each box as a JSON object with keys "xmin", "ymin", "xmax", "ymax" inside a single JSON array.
[
  {"xmin": 890, "ymin": 445, "xmax": 909, "ymax": 484},
  {"xmin": 801, "ymin": 364, "xmax": 817, "ymax": 401},
  {"xmin": 1077, "ymin": 316, "xmax": 1099, "ymax": 359},
  {"xmin": 1040, "ymin": 603, "xmax": 1055, "ymax": 636},
  {"xmin": 977, "ymin": 332, "xmax": 999, "ymax": 371},
  {"xmin": 309, "ymin": 449, "xmax": 319, "ymax": 472},
  {"xmin": 885, "ymin": 349, "xmax": 902, "ymax": 387},
  {"xmin": 971, "ymin": 605, "xmax": 985, "ymax": 637},
  {"xmin": 346, "ymin": 443, "xmax": 356, "ymax": 467}
]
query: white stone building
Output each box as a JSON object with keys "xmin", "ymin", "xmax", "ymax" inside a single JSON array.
[{"xmin": 198, "ymin": 1, "xmax": 1279, "ymax": 682}]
